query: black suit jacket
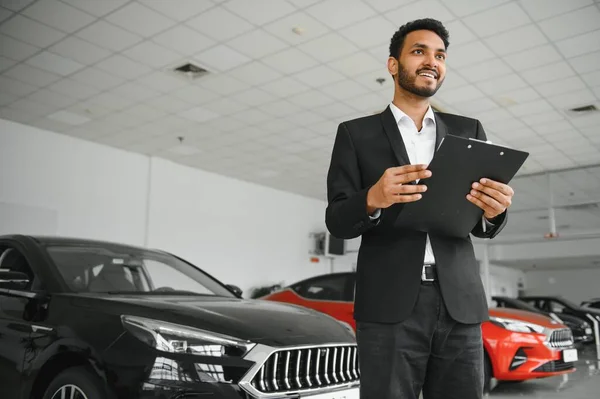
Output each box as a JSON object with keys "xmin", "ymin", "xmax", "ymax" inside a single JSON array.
[{"xmin": 325, "ymin": 106, "xmax": 507, "ymax": 325}]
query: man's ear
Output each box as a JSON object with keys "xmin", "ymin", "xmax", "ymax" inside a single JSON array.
[{"xmin": 387, "ymin": 57, "xmax": 397, "ymax": 78}]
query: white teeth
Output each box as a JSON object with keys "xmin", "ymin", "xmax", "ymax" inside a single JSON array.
[{"xmin": 419, "ymin": 73, "xmax": 435, "ymax": 79}]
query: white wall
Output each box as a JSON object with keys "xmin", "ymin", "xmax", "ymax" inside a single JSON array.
[
  {"xmin": 485, "ymin": 264, "xmax": 526, "ymax": 298},
  {"xmin": 524, "ymin": 268, "xmax": 600, "ymax": 305},
  {"xmin": 0, "ymin": 118, "xmax": 330, "ymax": 296}
]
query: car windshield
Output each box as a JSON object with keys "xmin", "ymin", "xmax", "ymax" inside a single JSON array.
[
  {"xmin": 45, "ymin": 244, "xmax": 235, "ymax": 297},
  {"xmin": 504, "ymin": 298, "xmax": 541, "ymax": 313}
]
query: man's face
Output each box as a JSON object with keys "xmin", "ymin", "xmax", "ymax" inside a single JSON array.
[{"xmin": 391, "ymin": 30, "xmax": 447, "ymax": 98}]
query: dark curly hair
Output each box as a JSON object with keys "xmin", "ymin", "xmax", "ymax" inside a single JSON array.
[{"xmin": 389, "ymin": 18, "xmax": 450, "ymax": 59}]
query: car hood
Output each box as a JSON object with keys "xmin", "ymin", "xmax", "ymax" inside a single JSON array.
[
  {"xmin": 66, "ymin": 293, "xmax": 355, "ymax": 347},
  {"xmin": 489, "ymin": 308, "xmax": 565, "ymax": 329}
]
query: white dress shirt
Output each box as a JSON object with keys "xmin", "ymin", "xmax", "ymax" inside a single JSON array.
[{"xmin": 369, "ymin": 103, "xmax": 494, "ymax": 265}]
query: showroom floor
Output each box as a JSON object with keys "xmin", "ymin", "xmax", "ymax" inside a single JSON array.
[{"xmin": 489, "ymin": 346, "xmax": 600, "ymax": 398}]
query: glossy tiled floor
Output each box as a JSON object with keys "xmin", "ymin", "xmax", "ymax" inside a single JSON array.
[{"xmin": 488, "ymin": 345, "xmax": 600, "ymax": 399}]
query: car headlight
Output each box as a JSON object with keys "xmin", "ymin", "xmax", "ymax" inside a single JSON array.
[
  {"xmin": 490, "ymin": 316, "xmax": 545, "ymax": 334},
  {"xmin": 121, "ymin": 315, "xmax": 255, "ymax": 357}
]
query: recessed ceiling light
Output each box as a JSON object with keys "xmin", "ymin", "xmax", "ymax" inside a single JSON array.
[
  {"xmin": 47, "ymin": 110, "xmax": 91, "ymax": 125},
  {"xmin": 292, "ymin": 27, "xmax": 305, "ymax": 35}
]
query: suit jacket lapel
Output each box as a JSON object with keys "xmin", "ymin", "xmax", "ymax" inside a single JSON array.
[
  {"xmin": 434, "ymin": 112, "xmax": 448, "ymax": 151},
  {"xmin": 381, "ymin": 106, "xmax": 411, "ymax": 166}
]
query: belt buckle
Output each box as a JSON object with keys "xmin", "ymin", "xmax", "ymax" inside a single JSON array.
[{"xmin": 421, "ymin": 265, "xmax": 434, "ymax": 282}]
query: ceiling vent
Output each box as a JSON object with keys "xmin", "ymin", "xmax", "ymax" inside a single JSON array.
[
  {"xmin": 565, "ymin": 103, "xmax": 599, "ymax": 117},
  {"xmin": 171, "ymin": 62, "xmax": 209, "ymax": 80}
]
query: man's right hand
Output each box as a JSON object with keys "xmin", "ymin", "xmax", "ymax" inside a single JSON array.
[{"xmin": 366, "ymin": 164, "xmax": 431, "ymax": 214}]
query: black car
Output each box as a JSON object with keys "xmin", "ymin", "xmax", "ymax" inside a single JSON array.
[
  {"xmin": 0, "ymin": 235, "xmax": 359, "ymax": 399},
  {"xmin": 491, "ymin": 296, "xmax": 594, "ymax": 344},
  {"xmin": 581, "ymin": 298, "xmax": 600, "ymax": 310}
]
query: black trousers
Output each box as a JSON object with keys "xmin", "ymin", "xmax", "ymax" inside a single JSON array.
[{"xmin": 356, "ymin": 281, "xmax": 484, "ymax": 399}]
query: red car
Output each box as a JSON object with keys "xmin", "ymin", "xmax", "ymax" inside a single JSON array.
[{"xmin": 260, "ymin": 272, "xmax": 577, "ymax": 391}]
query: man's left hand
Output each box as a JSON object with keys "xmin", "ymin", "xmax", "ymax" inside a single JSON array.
[{"xmin": 467, "ymin": 178, "xmax": 514, "ymax": 220}]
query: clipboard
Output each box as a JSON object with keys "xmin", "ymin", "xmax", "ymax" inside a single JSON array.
[{"xmin": 395, "ymin": 134, "xmax": 529, "ymax": 237}]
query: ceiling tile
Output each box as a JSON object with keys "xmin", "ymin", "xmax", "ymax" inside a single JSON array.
[
  {"xmin": 134, "ymin": 71, "xmax": 188, "ymax": 93},
  {"xmin": 4, "ymin": 63, "xmax": 61, "ymax": 86},
  {"xmin": 229, "ymin": 61, "xmax": 282, "ymax": 86},
  {"xmin": 0, "ymin": 34, "xmax": 39, "ymax": 61},
  {"xmin": 339, "ymin": 16, "xmax": 396, "ymax": 49},
  {"xmin": 484, "ymin": 25, "xmax": 547, "ymax": 56},
  {"xmin": 263, "ymin": 11, "xmax": 330, "ymax": 45},
  {"xmin": 463, "ymin": 2, "xmax": 531, "ymax": 37},
  {"xmin": 446, "ymin": 40, "xmax": 496, "ymax": 68},
  {"xmin": 547, "ymin": 89, "xmax": 597, "ymax": 109},
  {"xmin": 194, "ymin": 45, "xmax": 251, "ymax": 72},
  {"xmin": 106, "ymin": 2, "xmax": 176, "ymax": 37},
  {"xmin": 262, "ymin": 47, "xmax": 319, "ymax": 75},
  {"xmin": 385, "ymin": 0, "xmax": 455, "ymax": 25},
  {"xmin": 28, "ymin": 88, "xmax": 78, "ymax": 108},
  {"xmin": 226, "ymin": 29, "xmax": 289, "ymax": 59},
  {"xmin": 436, "ymin": 84, "xmax": 486, "ymax": 103},
  {"xmin": 294, "ymin": 64, "xmax": 344, "ymax": 88},
  {"xmin": 365, "ymin": 0, "xmax": 415, "ymax": 13},
  {"xmin": 232, "ymin": 84, "xmax": 280, "ymax": 106},
  {"xmin": 536, "ymin": 76, "xmax": 588, "ymax": 97},
  {"xmin": 476, "ymin": 73, "xmax": 529, "ymax": 96},
  {"xmin": 454, "ymin": 97, "xmax": 500, "ymax": 113},
  {"xmin": 0, "ymin": 90, "xmax": 17, "ymax": 106},
  {"xmin": 319, "ymin": 79, "xmax": 370, "ymax": 101},
  {"xmin": 144, "ymin": 95, "xmax": 193, "ymax": 113},
  {"xmin": 178, "ymin": 106, "xmax": 221, "ymax": 123},
  {"xmin": 224, "ymin": 0, "xmax": 295, "ymax": 25},
  {"xmin": 458, "ymin": 58, "xmax": 512, "ymax": 83},
  {"xmin": 531, "ymin": 120, "xmax": 576, "ymax": 135},
  {"xmin": 232, "ymin": 108, "xmax": 272, "ymax": 125},
  {"xmin": 261, "ymin": 77, "xmax": 309, "ymax": 97},
  {"xmin": 568, "ymin": 50, "xmax": 600, "ymax": 74},
  {"xmin": 518, "ymin": 0, "xmax": 594, "ymax": 21},
  {"xmin": 297, "ymin": 32, "xmax": 358, "ymax": 63},
  {"xmin": 0, "ymin": 15, "xmax": 65, "ymax": 47},
  {"xmin": 306, "ymin": 0, "xmax": 375, "ymax": 30},
  {"xmin": 556, "ymin": 30, "xmax": 600, "ymax": 58},
  {"xmin": 328, "ymin": 51, "xmax": 382, "ymax": 77},
  {"xmin": 48, "ymin": 36, "xmax": 111, "ymax": 65},
  {"xmin": 288, "ymin": 89, "xmax": 335, "ymax": 109},
  {"xmin": 139, "ymin": 0, "xmax": 214, "ymax": 21},
  {"xmin": 110, "ymin": 82, "xmax": 158, "ymax": 102},
  {"xmin": 443, "ymin": 20, "xmax": 478, "ymax": 46},
  {"xmin": 25, "ymin": 51, "xmax": 84, "ymax": 76},
  {"xmin": 526, "ymin": 110, "xmax": 566, "ymax": 125},
  {"xmin": 122, "ymin": 41, "xmax": 182, "ymax": 69},
  {"xmin": 493, "ymin": 87, "xmax": 541, "ymax": 106},
  {"xmin": 47, "ymin": 78, "xmax": 100, "ymax": 100},
  {"xmin": 541, "ymin": 6, "xmax": 600, "ymax": 42},
  {"xmin": 0, "ymin": 0, "xmax": 35, "ymax": 12},
  {"xmin": 443, "ymin": 0, "xmax": 510, "ymax": 17},
  {"xmin": 0, "ymin": 106, "xmax": 37, "ymax": 124},
  {"xmin": 9, "ymin": 97, "xmax": 59, "ymax": 116},
  {"xmin": 343, "ymin": 92, "xmax": 388, "ymax": 113},
  {"xmin": 520, "ymin": 61, "xmax": 575, "ymax": 84},
  {"xmin": 507, "ymin": 99, "xmax": 554, "ymax": 118},
  {"xmin": 152, "ymin": 25, "xmax": 215, "ymax": 56},
  {"xmin": 87, "ymin": 92, "xmax": 136, "ymax": 111},
  {"xmin": 95, "ymin": 55, "xmax": 153, "ymax": 80},
  {"xmin": 76, "ymin": 20, "xmax": 142, "ymax": 52},
  {"xmin": 22, "ymin": 0, "xmax": 95, "ymax": 33},
  {"xmin": 502, "ymin": 44, "xmax": 562, "ymax": 71},
  {"xmin": 582, "ymin": 70, "xmax": 600, "ymax": 87},
  {"xmin": 196, "ymin": 74, "xmax": 250, "ymax": 96},
  {"xmin": 201, "ymin": 97, "xmax": 249, "ymax": 114},
  {"xmin": 474, "ymin": 107, "xmax": 513, "ymax": 123},
  {"xmin": 60, "ymin": 0, "xmax": 129, "ymax": 17},
  {"xmin": 186, "ymin": 6, "xmax": 254, "ymax": 41},
  {"xmin": 170, "ymin": 85, "xmax": 221, "ymax": 105}
]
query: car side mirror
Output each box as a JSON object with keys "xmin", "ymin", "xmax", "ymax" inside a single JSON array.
[
  {"xmin": 226, "ymin": 284, "xmax": 243, "ymax": 298},
  {"xmin": 0, "ymin": 271, "xmax": 30, "ymax": 290}
]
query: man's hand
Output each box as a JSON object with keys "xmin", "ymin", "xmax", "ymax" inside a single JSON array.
[
  {"xmin": 467, "ymin": 178, "xmax": 514, "ymax": 220},
  {"xmin": 366, "ymin": 164, "xmax": 431, "ymax": 214}
]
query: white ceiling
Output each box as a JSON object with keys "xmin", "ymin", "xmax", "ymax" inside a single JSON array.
[{"xmin": 1, "ymin": 0, "xmax": 600, "ymax": 234}]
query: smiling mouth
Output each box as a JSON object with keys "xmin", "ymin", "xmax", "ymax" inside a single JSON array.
[{"xmin": 418, "ymin": 71, "xmax": 437, "ymax": 80}]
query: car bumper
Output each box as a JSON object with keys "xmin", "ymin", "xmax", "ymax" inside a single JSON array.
[{"xmin": 485, "ymin": 324, "xmax": 576, "ymax": 382}]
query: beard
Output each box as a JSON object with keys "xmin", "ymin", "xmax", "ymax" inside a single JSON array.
[{"xmin": 396, "ymin": 63, "xmax": 443, "ymax": 98}]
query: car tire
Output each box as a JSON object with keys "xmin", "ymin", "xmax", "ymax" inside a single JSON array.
[{"xmin": 42, "ymin": 366, "xmax": 108, "ymax": 399}]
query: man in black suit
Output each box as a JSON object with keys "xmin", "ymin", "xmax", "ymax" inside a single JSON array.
[{"xmin": 325, "ymin": 18, "xmax": 515, "ymax": 399}]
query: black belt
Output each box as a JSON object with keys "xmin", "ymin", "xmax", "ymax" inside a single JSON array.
[{"xmin": 421, "ymin": 264, "xmax": 437, "ymax": 282}]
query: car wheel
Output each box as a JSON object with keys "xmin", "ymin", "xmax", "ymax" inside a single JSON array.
[{"xmin": 42, "ymin": 366, "xmax": 108, "ymax": 399}]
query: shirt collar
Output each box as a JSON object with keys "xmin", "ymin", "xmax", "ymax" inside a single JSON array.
[{"xmin": 389, "ymin": 102, "xmax": 436, "ymax": 127}]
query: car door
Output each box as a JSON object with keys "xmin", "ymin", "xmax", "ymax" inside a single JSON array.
[
  {"xmin": 0, "ymin": 244, "xmax": 37, "ymax": 399},
  {"xmin": 292, "ymin": 274, "xmax": 355, "ymax": 328}
]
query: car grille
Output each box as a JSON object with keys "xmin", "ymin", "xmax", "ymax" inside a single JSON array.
[
  {"xmin": 250, "ymin": 345, "xmax": 359, "ymax": 394},
  {"xmin": 546, "ymin": 328, "xmax": 574, "ymax": 349},
  {"xmin": 533, "ymin": 360, "xmax": 575, "ymax": 373}
]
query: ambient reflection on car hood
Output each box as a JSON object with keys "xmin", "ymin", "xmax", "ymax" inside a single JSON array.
[{"xmin": 85, "ymin": 294, "xmax": 353, "ymax": 346}]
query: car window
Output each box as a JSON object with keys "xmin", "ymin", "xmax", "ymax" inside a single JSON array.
[
  {"xmin": 0, "ymin": 245, "xmax": 36, "ymax": 290},
  {"xmin": 294, "ymin": 275, "xmax": 350, "ymax": 301},
  {"xmin": 549, "ymin": 300, "xmax": 566, "ymax": 313}
]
